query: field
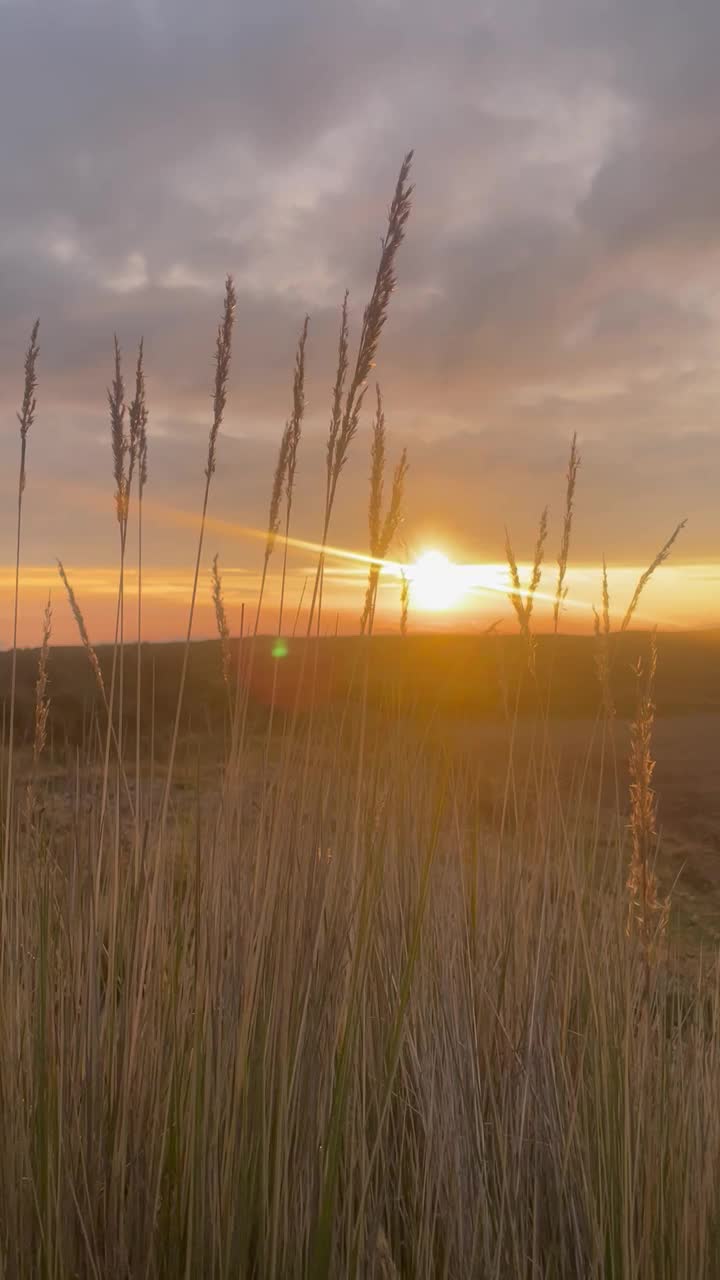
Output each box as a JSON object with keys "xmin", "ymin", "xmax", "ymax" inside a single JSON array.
[
  {"xmin": 6, "ymin": 634, "xmax": 720, "ymax": 962},
  {"xmin": 3, "ymin": 156, "xmax": 720, "ymax": 1278},
  {"xmin": 2, "ymin": 631, "xmax": 720, "ymax": 1276}
]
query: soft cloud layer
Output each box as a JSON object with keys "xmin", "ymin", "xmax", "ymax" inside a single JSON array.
[{"xmin": 1, "ymin": 0, "xmax": 719, "ymax": 638}]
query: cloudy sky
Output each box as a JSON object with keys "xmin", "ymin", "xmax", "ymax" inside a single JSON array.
[{"xmin": 2, "ymin": 0, "xmax": 720, "ymax": 641}]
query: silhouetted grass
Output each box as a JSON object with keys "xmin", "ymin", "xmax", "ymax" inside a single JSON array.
[{"xmin": 1, "ymin": 154, "xmax": 717, "ymax": 1280}]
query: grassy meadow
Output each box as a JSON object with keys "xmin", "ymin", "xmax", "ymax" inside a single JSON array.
[{"xmin": 3, "ymin": 154, "xmax": 720, "ymax": 1278}]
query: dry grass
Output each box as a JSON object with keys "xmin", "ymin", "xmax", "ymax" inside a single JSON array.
[
  {"xmin": 211, "ymin": 554, "xmax": 232, "ymax": 695},
  {"xmin": 161, "ymin": 276, "xmax": 236, "ymax": 826},
  {"xmin": 2, "ymin": 684, "xmax": 720, "ymax": 1277},
  {"xmin": 109, "ymin": 336, "xmax": 128, "ymax": 526},
  {"xmin": 504, "ymin": 506, "xmax": 549, "ymax": 671},
  {"xmin": 308, "ymin": 152, "xmax": 414, "ymax": 635},
  {"xmin": 620, "ymin": 520, "xmax": 687, "ymax": 634},
  {"xmin": 627, "ymin": 633, "xmax": 669, "ymax": 952},
  {"xmin": 31, "ymin": 595, "xmax": 52, "ymax": 768},
  {"xmin": 1, "ymin": 156, "xmax": 718, "ymax": 1280},
  {"xmin": 554, "ymin": 432, "xmax": 580, "ymax": 634},
  {"xmin": 361, "ymin": 385, "xmax": 408, "ymax": 635},
  {"xmin": 57, "ymin": 560, "xmax": 106, "ymax": 698},
  {"xmin": 257, "ymin": 315, "xmax": 310, "ymax": 636},
  {"xmin": 4, "ymin": 320, "xmax": 40, "ymax": 870},
  {"xmin": 399, "ymin": 568, "xmax": 410, "ymax": 637}
]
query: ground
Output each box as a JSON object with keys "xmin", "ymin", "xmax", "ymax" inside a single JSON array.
[{"xmin": 4, "ymin": 631, "xmax": 719, "ymax": 955}]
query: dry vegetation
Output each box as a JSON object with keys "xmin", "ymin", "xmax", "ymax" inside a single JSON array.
[{"xmin": 2, "ymin": 152, "xmax": 720, "ymax": 1279}]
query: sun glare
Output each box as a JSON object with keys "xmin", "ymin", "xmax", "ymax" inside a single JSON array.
[{"xmin": 408, "ymin": 550, "xmax": 465, "ymax": 611}]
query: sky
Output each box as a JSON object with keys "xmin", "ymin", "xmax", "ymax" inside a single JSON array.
[{"xmin": 2, "ymin": 0, "xmax": 720, "ymax": 643}]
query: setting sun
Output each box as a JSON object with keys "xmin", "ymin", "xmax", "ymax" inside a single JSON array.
[{"xmin": 408, "ymin": 550, "xmax": 465, "ymax": 611}]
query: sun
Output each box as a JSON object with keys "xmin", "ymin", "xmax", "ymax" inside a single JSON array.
[{"xmin": 408, "ymin": 550, "xmax": 465, "ymax": 611}]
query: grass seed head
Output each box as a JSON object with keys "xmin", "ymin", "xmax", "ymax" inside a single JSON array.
[
  {"xmin": 621, "ymin": 519, "xmax": 687, "ymax": 632},
  {"xmin": 57, "ymin": 560, "xmax": 105, "ymax": 697},
  {"xmin": 108, "ymin": 336, "xmax": 128, "ymax": 524},
  {"xmin": 206, "ymin": 276, "xmax": 237, "ymax": 480},
  {"xmin": 211, "ymin": 553, "xmax": 232, "ymax": 691},
  {"xmin": 627, "ymin": 633, "xmax": 670, "ymax": 948},
  {"xmin": 328, "ymin": 153, "xmax": 413, "ymax": 509},
  {"xmin": 553, "ymin": 433, "xmax": 580, "ymax": 633},
  {"xmin": 32, "ymin": 594, "xmax": 52, "ymax": 765},
  {"xmin": 128, "ymin": 338, "xmax": 149, "ymax": 496},
  {"xmin": 17, "ymin": 319, "xmax": 40, "ymax": 497},
  {"xmin": 286, "ymin": 315, "xmax": 309, "ymax": 509}
]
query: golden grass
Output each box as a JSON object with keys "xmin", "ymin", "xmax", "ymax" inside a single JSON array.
[
  {"xmin": 554, "ymin": 432, "xmax": 580, "ymax": 634},
  {"xmin": 620, "ymin": 519, "xmax": 687, "ymax": 633},
  {"xmin": 361, "ymin": 385, "xmax": 408, "ymax": 635},
  {"xmin": 627, "ymin": 633, "xmax": 669, "ymax": 951},
  {"xmin": 399, "ymin": 568, "xmax": 410, "ymax": 636},
  {"xmin": 504, "ymin": 506, "xmax": 548, "ymax": 671},
  {"xmin": 2, "ymin": 154, "xmax": 717, "ymax": 1280},
  {"xmin": 210, "ymin": 554, "xmax": 232, "ymax": 695},
  {"xmin": 4, "ymin": 319, "xmax": 40, "ymax": 880},
  {"xmin": 309, "ymin": 152, "xmax": 414, "ymax": 636},
  {"xmin": 257, "ymin": 315, "xmax": 310, "ymax": 636},
  {"xmin": 2, "ymin": 682, "xmax": 719, "ymax": 1277},
  {"xmin": 57, "ymin": 560, "xmax": 106, "ymax": 698},
  {"xmin": 31, "ymin": 594, "xmax": 52, "ymax": 768},
  {"xmin": 161, "ymin": 276, "xmax": 236, "ymax": 827}
]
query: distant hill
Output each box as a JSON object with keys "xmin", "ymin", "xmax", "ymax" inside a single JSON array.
[{"xmin": 2, "ymin": 630, "xmax": 720, "ymax": 747}]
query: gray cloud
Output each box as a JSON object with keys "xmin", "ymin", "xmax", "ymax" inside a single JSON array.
[{"xmin": 1, "ymin": 0, "xmax": 720, "ymax": 582}]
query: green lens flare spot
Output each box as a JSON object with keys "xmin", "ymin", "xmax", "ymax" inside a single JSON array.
[{"xmin": 271, "ymin": 639, "xmax": 289, "ymax": 659}]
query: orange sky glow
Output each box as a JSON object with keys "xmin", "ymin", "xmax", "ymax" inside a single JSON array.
[
  {"xmin": 2, "ymin": 550, "xmax": 717, "ymax": 649},
  {"xmin": 4, "ymin": 0, "xmax": 720, "ymax": 653}
]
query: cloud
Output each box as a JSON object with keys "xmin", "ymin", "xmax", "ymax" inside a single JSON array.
[{"xmin": 1, "ymin": 0, "xmax": 720, "ymax": 592}]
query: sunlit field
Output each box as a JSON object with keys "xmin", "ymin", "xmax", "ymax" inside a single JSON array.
[{"xmin": 4, "ymin": 156, "xmax": 720, "ymax": 1280}]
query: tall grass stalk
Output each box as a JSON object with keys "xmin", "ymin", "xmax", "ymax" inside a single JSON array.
[
  {"xmin": 307, "ymin": 152, "xmax": 414, "ymax": 637},
  {"xmin": 554, "ymin": 432, "xmax": 580, "ymax": 633},
  {"xmin": 620, "ymin": 519, "xmax": 687, "ymax": 632},
  {"xmin": 129, "ymin": 342, "xmax": 148, "ymax": 838},
  {"xmin": 161, "ymin": 277, "xmax": 236, "ymax": 827},
  {"xmin": 261, "ymin": 319, "xmax": 311, "ymax": 747},
  {"xmin": 231, "ymin": 318, "xmax": 310, "ymax": 769},
  {"xmin": 4, "ymin": 320, "xmax": 39, "ymax": 858},
  {"xmin": 360, "ymin": 385, "xmax": 408, "ymax": 635},
  {"xmin": 211, "ymin": 554, "xmax": 232, "ymax": 700},
  {"xmin": 593, "ymin": 557, "xmax": 613, "ymax": 718},
  {"xmin": 257, "ymin": 424, "xmax": 292, "ymax": 635},
  {"xmin": 101, "ymin": 339, "xmax": 129, "ymax": 834},
  {"xmin": 24, "ymin": 595, "xmax": 52, "ymax": 822},
  {"xmin": 592, "ymin": 519, "xmax": 686, "ymax": 715},
  {"xmin": 31, "ymin": 596, "xmax": 52, "ymax": 770},
  {"xmin": 399, "ymin": 569, "xmax": 410, "ymax": 636},
  {"xmin": 504, "ymin": 505, "xmax": 549, "ymax": 671},
  {"xmin": 253, "ymin": 316, "xmax": 310, "ymax": 644},
  {"xmin": 278, "ymin": 316, "xmax": 309, "ymax": 637},
  {"xmin": 627, "ymin": 632, "xmax": 669, "ymax": 957},
  {"xmin": 57, "ymin": 561, "xmax": 106, "ymax": 698}
]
